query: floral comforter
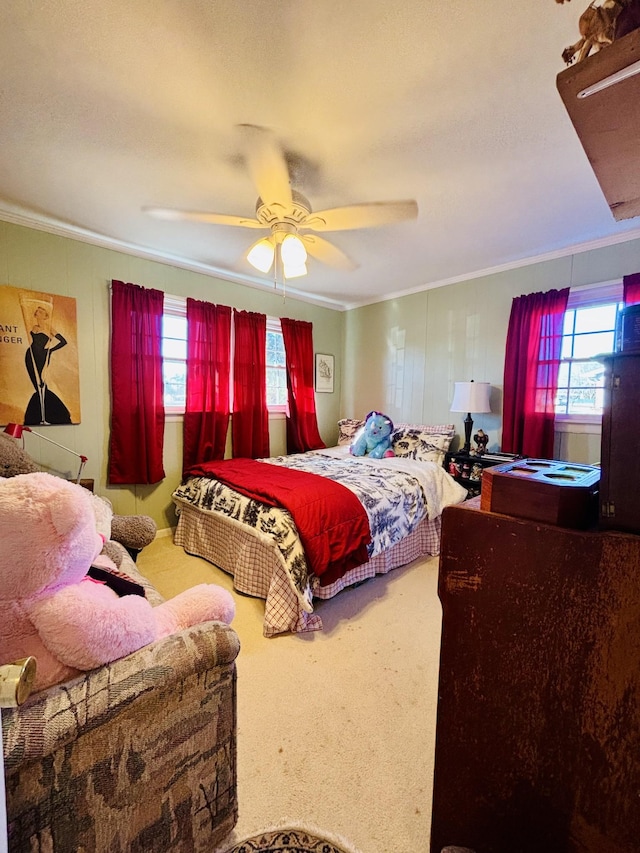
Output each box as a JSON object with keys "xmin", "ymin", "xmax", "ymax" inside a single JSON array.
[{"xmin": 172, "ymin": 446, "xmax": 466, "ymax": 612}]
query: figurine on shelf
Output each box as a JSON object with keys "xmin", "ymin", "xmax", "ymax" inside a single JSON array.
[
  {"xmin": 473, "ymin": 429, "xmax": 489, "ymax": 455},
  {"xmin": 471, "ymin": 464, "xmax": 484, "ymax": 482},
  {"xmin": 556, "ymin": 0, "xmax": 636, "ymax": 66}
]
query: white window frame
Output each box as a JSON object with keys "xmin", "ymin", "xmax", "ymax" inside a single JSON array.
[
  {"xmin": 554, "ymin": 279, "xmax": 623, "ymax": 427},
  {"xmin": 160, "ymin": 297, "xmax": 287, "ymax": 416},
  {"xmin": 162, "ymin": 295, "xmax": 187, "ymax": 416},
  {"xmin": 265, "ymin": 316, "xmax": 288, "ymax": 415}
]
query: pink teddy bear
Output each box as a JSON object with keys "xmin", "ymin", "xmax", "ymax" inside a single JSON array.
[{"xmin": 0, "ymin": 472, "xmax": 235, "ymax": 693}]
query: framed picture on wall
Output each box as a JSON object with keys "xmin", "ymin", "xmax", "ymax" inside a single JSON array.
[
  {"xmin": 315, "ymin": 353, "xmax": 334, "ymax": 393},
  {"xmin": 0, "ymin": 284, "xmax": 81, "ymax": 425}
]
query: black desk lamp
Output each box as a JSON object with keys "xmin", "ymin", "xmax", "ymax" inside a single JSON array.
[{"xmin": 450, "ymin": 380, "xmax": 491, "ymax": 454}]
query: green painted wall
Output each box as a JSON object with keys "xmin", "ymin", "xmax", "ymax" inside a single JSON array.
[
  {"xmin": 4, "ymin": 217, "xmax": 640, "ymax": 528},
  {"xmin": 0, "ymin": 221, "xmax": 344, "ymax": 528},
  {"xmin": 343, "ymin": 237, "xmax": 640, "ymax": 464}
]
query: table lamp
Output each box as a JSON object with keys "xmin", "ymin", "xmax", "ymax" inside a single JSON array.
[
  {"xmin": 3, "ymin": 423, "xmax": 88, "ymax": 483},
  {"xmin": 450, "ymin": 381, "xmax": 491, "ymax": 454}
]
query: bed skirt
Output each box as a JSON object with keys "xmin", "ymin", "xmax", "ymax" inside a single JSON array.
[{"xmin": 174, "ymin": 503, "xmax": 442, "ymax": 636}]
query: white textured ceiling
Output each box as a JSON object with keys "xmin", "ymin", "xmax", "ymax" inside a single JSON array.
[{"xmin": 1, "ymin": 1, "xmax": 639, "ymax": 309}]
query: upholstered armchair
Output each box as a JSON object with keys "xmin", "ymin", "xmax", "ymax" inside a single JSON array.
[{"xmin": 1, "ymin": 548, "xmax": 240, "ymax": 853}]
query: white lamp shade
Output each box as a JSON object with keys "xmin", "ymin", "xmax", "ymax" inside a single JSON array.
[
  {"xmin": 283, "ymin": 261, "xmax": 308, "ymax": 279},
  {"xmin": 247, "ymin": 237, "xmax": 275, "ymax": 273},
  {"xmin": 450, "ymin": 381, "xmax": 491, "ymax": 413},
  {"xmin": 280, "ymin": 234, "xmax": 307, "ymax": 267}
]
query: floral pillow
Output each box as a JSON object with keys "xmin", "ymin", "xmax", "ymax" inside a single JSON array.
[
  {"xmin": 393, "ymin": 422, "xmax": 455, "ymax": 436},
  {"xmin": 337, "ymin": 418, "xmax": 365, "ymax": 446},
  {"xmin": 392, "ymin": 428, "xmax": 454, "ymax": 465}
]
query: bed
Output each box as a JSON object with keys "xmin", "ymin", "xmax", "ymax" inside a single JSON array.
[{"xmin": 172, "ymin": 421, "xmax": 467, "ymax": 636}]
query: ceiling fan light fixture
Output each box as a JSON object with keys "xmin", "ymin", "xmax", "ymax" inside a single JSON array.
[
  {"xmin": 280, "ymin": 233, "xmax": 307, "ymax": 268},
  {"xmin": 145, "ymin": 127, "xmax": 418, "ymax": 285},
  {"xmin": 283, "ymin": 261, "xmax": 308, "ymax": 279},
  {"xmin": 247, "ymin": 237, "xmax": 275, "ymax": 273}
]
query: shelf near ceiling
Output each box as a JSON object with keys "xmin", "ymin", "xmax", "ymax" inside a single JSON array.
[{"xmin": 557, "ymin": 27, "xmax": 640, "ymax": 221}]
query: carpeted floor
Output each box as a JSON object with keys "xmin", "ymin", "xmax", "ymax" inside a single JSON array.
[
  {"xmin": 215, "ymin": 824, "xmax": 364, "ymax": 853},
  {"xmin": 138, "ymin": 533, "xmax": 443, "ymax": 853}
]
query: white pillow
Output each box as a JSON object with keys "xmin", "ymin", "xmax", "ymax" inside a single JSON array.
[{"xmin": 392, "ymin": 429, "xmax": 453, "ymax": 465}]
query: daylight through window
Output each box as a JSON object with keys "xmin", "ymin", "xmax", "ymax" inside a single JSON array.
[
  {"xmin": 266, "ymin": 317, "xmax": 288, "ymax": 411},
  {"xmin": 554, "ymin": 283, "xmax": 623, "ymax": 420},
  {"xmin": 161, "ymin": 298, "xmax": 287, "ymax": 414},
  {"xmin": 162, "ymin": 297, "xmax": 187, "ymax": 413}
]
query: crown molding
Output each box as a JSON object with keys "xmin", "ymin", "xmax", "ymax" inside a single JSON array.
[
  {"xmin": 345, "ymin": 224, "xmax": 640, "ymax": 310},
  {"xmin": 0, "ymin": 205, "xmax": 346, "ymax": 312},
  {"xmin": 3, "ymin": 203, "xmax": 640, "ymax": 313}
]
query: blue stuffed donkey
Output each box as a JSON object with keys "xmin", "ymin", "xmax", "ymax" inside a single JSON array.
[{"xmin": 350, "ymin": 411, "xmax": 395, "ymax": 459}]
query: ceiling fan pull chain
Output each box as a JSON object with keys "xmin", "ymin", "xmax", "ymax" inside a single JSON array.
[
  {"xmin": 271, "ymin": 243, "xmax": 286, "ymax": 300},
  {"xmin": 273, "ymin": 242, "xmax": 278, "ymax": 289}
]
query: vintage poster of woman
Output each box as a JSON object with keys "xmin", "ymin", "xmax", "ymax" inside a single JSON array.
[{"xmin": 0, "ymin": 285, "xmax": 81, "ymax": 425}]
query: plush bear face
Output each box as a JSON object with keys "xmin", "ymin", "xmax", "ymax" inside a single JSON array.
[{"xmin": 0, "ymin": 472, "xmax": 104, "ymax": 601}]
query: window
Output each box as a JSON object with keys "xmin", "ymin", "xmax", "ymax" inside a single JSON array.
[
  {"xmin": 162, "ymin": 296, "xmax": 187, "ymax": 413},
  {"xmin": 266, "ymin": 317, "xmax": 288, "ymax": 412},
  {"xmin": 555, "ymin": 282, "xmax": 623, "ymax": 421},
  {"xmin": 161, "ymin": 297, "xmax": 287, "ymax": 414}
]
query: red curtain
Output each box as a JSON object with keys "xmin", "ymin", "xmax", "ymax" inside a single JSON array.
[
  {"xmin": 109, "ymin": 280, "xmax": 165, "ymax": 484},
  {"xmin": 232, "ymin": 309, "xmax": 269, "ymax": 458},
  {"xmin": 182, "ymin": 298, "xmax": 231, "ymax": 475},
  {"xmin": 281, "ymin": 317, "xmax": 326, "ymax": 454},
  {"xmin": 623, "ymin": 272, "xmax": 640, "ymax": 305},
  {"xmin": 502, "ymin": 287, "xmax": 569, "ymax": 459}
]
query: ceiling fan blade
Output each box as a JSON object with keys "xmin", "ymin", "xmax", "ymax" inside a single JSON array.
[
  {"xmin": 301, "ymin": 234, "xmax": 358, "ymax": 271},
  {"xmin": 237, "ymin": 124, "xmax": 293, "ymax": 208},
  {"xmin": 303, "ymin": 199, "xmax": 418, "ymax": 232},
  {"xmin": 143, "ymin": 207, "xmax": 264, "ymax": 228}
]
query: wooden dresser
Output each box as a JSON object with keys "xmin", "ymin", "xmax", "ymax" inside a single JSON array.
[
  {"xmin": 599, "ymin": 351, "xmax": 640, "ymax": 533},
  {"xmin": 430, "ymin": 500, "xmax": 640, "ymax": 853}
]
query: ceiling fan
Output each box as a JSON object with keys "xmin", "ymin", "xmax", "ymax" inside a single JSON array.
[{"xmin": 143, "ymin": 124, "xmax": 418, "ymax": 281}]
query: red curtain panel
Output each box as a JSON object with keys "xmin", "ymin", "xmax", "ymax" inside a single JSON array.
[
  {"xmin": 623, "ymin": 272, "xmax": 640, "ymax": 306},
  {"xmin": 109, "ymin": 280, "xmax": 166, "ymax": 484},
  {"xmin": 281, "ymin": 317, "xmax": 326, "ymax": 453},
  {"xmin": 502, "ymin": 287, "xmax": 569, "ymax": 459},
  {"xmin": 232, "ymin": 309, "xmax": 269, "ymax": 458},
  {"xmin": 182, "ymin": 298, "xmax": 231, "ymax": 475}
]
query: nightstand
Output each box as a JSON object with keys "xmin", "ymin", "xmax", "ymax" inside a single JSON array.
[{"xmin": 444, "ymin": 451, "xmax": 521, "ymax": 498}]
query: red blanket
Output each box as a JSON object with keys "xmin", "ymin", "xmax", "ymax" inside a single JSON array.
[{"xmin": 185, "ymin": 458, "xmax": 371, "ymax": 583}]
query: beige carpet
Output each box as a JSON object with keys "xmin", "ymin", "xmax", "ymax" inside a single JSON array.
[{"xmin": 138, "ymin": 533, "xmax": 443, "ymax": 853}]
